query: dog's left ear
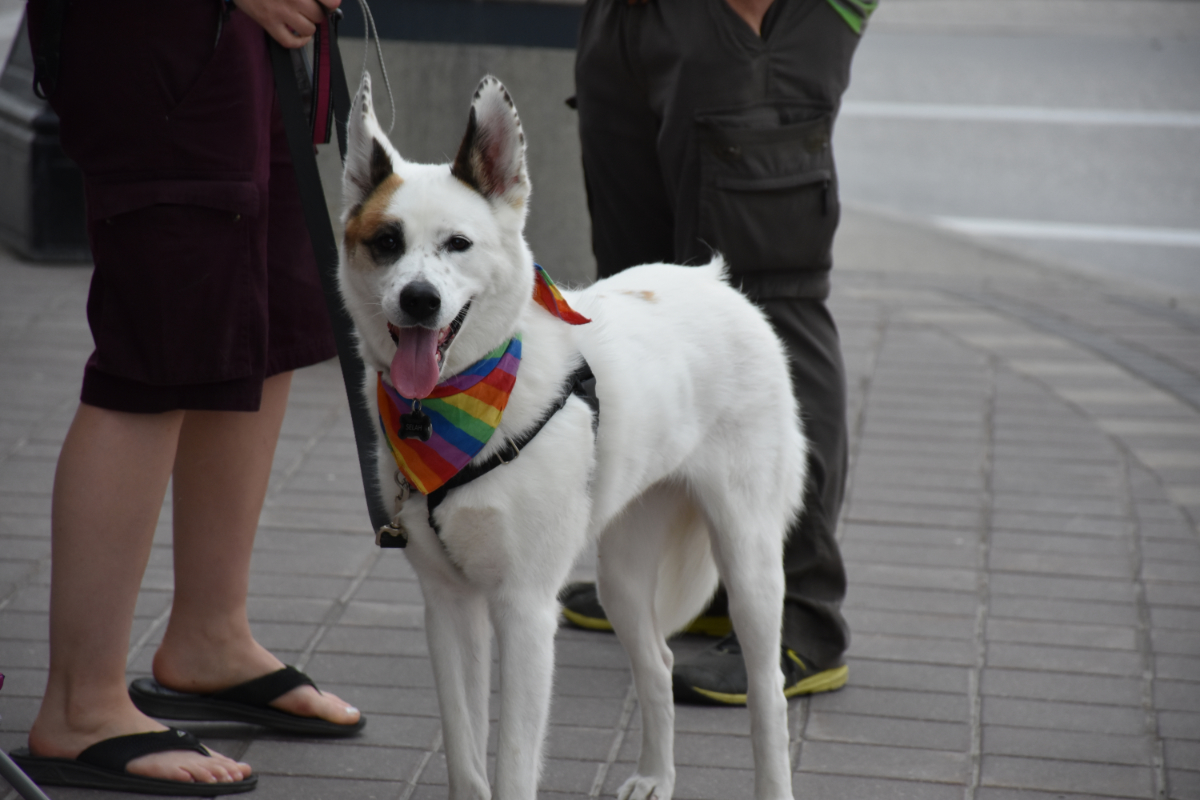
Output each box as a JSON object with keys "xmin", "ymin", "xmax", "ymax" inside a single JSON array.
[{"xmin": 451, "ymin": 76, "xmax": 530, "ymax": 209}]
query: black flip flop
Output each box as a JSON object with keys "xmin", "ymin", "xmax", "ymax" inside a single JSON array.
[
  {"xmin": 8, "ymin": 728, "xmax": 257, "ymax": 796},
  {"xmin": 130, "ymin": 666, "xmax": 366, "ymax": 737}
]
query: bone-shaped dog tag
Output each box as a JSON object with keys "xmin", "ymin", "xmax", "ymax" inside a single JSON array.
[{"xmin": 400, "ymin": 399, "xmax": 433, "ymax": 441}]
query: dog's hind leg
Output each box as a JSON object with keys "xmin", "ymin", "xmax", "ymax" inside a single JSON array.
[
  {"xmin": 488, "ymin": 590, "xmax": 561, "ymax": 800},
  {"xmin": 699, "ymin": 493, "xmax": 794, "ymax": 800},
  {"xmin": 421, "ymin": 576, "xmax": 492, "ymax": 800},
  {"xmin": 599, "ymin": 484, "xmax": 717, "ymax": 800}
]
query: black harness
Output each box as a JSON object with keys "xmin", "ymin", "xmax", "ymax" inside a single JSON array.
[{"xmin": 376, "ymin": 360, "xmax": 599, "ymax": 548}]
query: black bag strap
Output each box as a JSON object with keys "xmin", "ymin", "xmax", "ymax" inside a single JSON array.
[{"xmin": 268, "ymin": 17, "xmax": 392, "ymax": 539}]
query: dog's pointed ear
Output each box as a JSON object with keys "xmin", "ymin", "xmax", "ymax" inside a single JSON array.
[
  {"xmin": 344, "ymin": 72, "xmax": 400, "ymax": 211},
  {"xmin": 451, "ymin": 76, "xmax": 529, "ymax": 208}
]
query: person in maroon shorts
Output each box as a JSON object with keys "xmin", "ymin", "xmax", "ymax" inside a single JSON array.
[{"xmin": 12, "ymin": 0, "xmax": 363, "ymax": 793}]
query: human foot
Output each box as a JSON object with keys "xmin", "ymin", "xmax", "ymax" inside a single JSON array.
[
  {"xmin": 147, "ymin": 642, "xmax": 362, "ymax": 734},
  {"xmin": 131, "ymin": 666, "xmax": 364, "ymax": 736},
  {"xmin": 27, "ymin": 706, "xmax": 252, "ymax": 787},
  {"xmin": 270, "ymin": 679, "xmax": 362, "ymax": 727}
]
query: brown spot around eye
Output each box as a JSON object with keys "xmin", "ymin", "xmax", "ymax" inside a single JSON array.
[
  {"xmin": 343, "ymin": 173, "xmax": 404, "ymax": 264},
  {"xmin": 619, "ymin": 290, "xmax": 657, "ymax": 303}
]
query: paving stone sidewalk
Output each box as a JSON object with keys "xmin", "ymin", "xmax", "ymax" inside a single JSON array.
[{"xmin": 2, "ymin": 207, "xmax": 1198, "ymax": 800}]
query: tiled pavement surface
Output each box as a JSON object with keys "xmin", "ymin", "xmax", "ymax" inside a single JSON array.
[{"xmin": 2, "ymin": 207, "xmax": 1199, "ymax": 799}]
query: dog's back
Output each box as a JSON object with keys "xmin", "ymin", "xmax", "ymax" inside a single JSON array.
[
  {"xmin": 568, "ymin": 260, "xmax": 806, "ymax": 535},
  {"xmin": 563, "ymin": 261, "xmax": 806, "ymax": 639}
]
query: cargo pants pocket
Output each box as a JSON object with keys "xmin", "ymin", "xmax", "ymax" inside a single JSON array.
[
  {"xmin": 85, "ymin": 180, "xmax": 261, "ymax": 386},
  {"xmin": 696, "ymin": 104, "xmax": 839, "ymax": 282}
]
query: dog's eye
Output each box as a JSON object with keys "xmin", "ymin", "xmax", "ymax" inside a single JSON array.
[
  {"xmin": 365, "ymin": 228, "xmax": 405, "ymax": 264},
  {"xmin": 446, "ymin": 235, "xmax": 473, "ymax": 253},
  {"xmin": 373, "ymin": 234, "xmax": 401, "ymax": 253}
]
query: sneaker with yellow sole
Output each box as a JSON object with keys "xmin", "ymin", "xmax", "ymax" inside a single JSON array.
[
  {"xmin": 558, "ymin": 581, "xmax": 733, "ymax": 637},
  {"xmin": 672, "ymin": 633, "xmax": 848, "ymax": 706}
]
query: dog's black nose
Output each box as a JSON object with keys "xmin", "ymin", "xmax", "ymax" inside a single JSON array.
[{"xmin": 399, "ymin": 281, "xmax": 441, "ymax": 324}]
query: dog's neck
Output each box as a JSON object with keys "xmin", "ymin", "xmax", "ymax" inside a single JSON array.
[
  {"xmin": 376, "ymin": 287, "xmax": 590, "ymax": 496},
  {"xmin": 436, "ymin": 264, "xmax": 588, "ymax": 384},
  {"xmin": 377, "ymin": 334, "xmax": 525, "ymax": 495}
]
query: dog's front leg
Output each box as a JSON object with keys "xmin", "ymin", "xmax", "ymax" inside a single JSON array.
[
  {"xmin": 489, "ymin": 591, "xmax": 560, "ymax": 800},
  {"xmin": 422, "ymin": 577, "xmax": 492, "ymax": 800}
]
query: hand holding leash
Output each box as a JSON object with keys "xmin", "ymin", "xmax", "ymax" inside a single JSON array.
[{"xmin": 237, "ymin": 0, "xmax": 341, "ymax": 48}]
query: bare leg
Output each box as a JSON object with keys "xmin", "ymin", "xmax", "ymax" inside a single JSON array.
[
  {"xmin": 28, "ymin": 403, "xmax": 250, "ymax": 784},
  {"xmin": 152, "ymin": 371, "xmax": 360, "ymax": 725}
]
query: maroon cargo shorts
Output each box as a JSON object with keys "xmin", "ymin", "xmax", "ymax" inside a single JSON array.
[{"xmin": 45, "ymin": 0, "xmax": 336, "ymax": 412}]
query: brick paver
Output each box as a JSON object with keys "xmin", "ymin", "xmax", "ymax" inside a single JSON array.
[{"xmin": 2, "ymin": 206, "xmax": 1199, "ymax": 799}]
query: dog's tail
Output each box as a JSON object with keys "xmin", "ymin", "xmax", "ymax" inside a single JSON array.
[{"xmin": 701, "ymin": 255, "xmax": 731, "ymax": 285}]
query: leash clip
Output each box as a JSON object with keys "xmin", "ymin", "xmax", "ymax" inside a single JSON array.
[
  {"xmin": 375, "ymin": 519, "xmax": 409, "ymax": 548},
  {"xmin": 393, "ymin": 470, "xmax": 412, "ymax": 502},
  {"xmin": 376, "ymin": 472, "xmax": 411, "ymax": 548}
]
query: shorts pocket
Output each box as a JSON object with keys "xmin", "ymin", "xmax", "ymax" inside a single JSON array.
[
  {"xmin": 85, "ymin": 180, "xmax": 261, "ymax": 386},
  {"xmin": 696, "ymin": 103, "xmax": 839, "ymax": 278}
]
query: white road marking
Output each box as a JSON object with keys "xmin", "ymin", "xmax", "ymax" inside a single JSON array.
[
  {"xmin": 842, "ymin": 101, "xmax": 1200, "ymax": 129},
  {"xmin": 933, "ymin": 217, "xmax": 1200, "ymax": 248}
]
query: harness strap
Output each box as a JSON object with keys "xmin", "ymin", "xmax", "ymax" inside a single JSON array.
[{"xmin": 425, "ymin": 360, "xmax": 600, "ymax": 534}]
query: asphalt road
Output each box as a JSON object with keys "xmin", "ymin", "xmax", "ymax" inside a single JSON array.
[{"xmin": 835, "ymin": 0, "xmax": 1200, "ymax": 298}]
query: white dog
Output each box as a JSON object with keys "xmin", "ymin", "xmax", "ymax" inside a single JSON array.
[{"xmin": 338, "ymin": 73, "xmax": 807, "ymax": 800}]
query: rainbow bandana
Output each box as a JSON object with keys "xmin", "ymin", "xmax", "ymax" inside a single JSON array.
[
  {"xmin": 378, "ymin": 336, "xmax": 522, "ymax": 495},
  {"xmin": 377, "ymin": 265, "xmax": 589, "ymax": 495},
  {"xmin": 534, "ymin": 263, "xmax": 591, "ymax": 325}
]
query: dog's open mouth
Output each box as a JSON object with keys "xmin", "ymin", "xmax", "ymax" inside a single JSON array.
[{"xmin": 386, "ymin": 303, "xmax": 471, "ymax": 398}]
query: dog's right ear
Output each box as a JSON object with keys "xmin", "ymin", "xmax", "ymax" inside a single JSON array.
[{"xmin": 343, "ymin": 72, "xmax": 400, "ymax": 213}]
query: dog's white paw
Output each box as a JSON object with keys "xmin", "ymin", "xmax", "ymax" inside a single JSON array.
[{"xmin": 617, "ymin": 773, "xmax": 674, "ymax": 800}]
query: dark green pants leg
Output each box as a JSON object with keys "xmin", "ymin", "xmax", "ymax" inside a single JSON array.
[
  {"xmin": 759, "ymin": 298, "xmax": 850, "ymax": 668},
  {"xmin": 576, "ymin": 0, "xmax": 859, "ymax": 668}
]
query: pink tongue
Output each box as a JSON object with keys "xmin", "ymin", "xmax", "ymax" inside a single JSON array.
[{"xmin": 391, "ymin": 326, "xmax": 442, "ymax": 398}]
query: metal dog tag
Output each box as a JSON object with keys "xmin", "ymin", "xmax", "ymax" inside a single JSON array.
[{"xmin": 400, "ymin": 399, "xmax": 433, "ymax": 441}]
